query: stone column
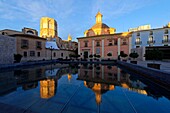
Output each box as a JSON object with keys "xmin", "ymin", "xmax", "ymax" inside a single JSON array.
[
  {"xmin": 92, "ymin": 39, "xmax": 94, "ymax": 55},
  {"xmin": 129, "ymin": 37, "xmax": 132, "ymax": 54},
  {"xmin": 102, "ymin": 39, "xmax": 104, "ymax": 58},
  {"xmin": 118, "ymin": 38, "xmax": 120, "ymax": 55}
]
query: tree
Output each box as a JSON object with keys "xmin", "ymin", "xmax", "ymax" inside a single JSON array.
[
  {"xmin": 107, "ymin": 53, "xmax": 112, "ymax": 60},
  {"xmin": 129, "ymin": 52, "xmax": 139, "ymax": 61},
  {"xmin": 89, "ymin": 54, "xmax": 93, "ymax": 58},
  {"xmin": 107, "ymin": 53, "xmax": 112, "ymax": 57},
  {"xmin": 14, "ymin": 54, "xmax": 22, "ymax": 63},
  {"xmin": 120, "ymin": 51, "xmax": 128, "ymax": 60}
]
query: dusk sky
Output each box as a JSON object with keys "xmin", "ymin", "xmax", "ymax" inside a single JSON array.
[{"xmin": 0, "ymin": 0, "xmax": 170, "ymax": 41}]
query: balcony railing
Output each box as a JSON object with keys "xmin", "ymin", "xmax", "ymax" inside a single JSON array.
[
  {"xmin": 135, "ymin": 41, "xmax": 142, "ymax": 45},
  {"xmin": 147, "ymin": 40, "xmax": 155, "ymax": 44},
  {"xmin": 21, "ymin": 45, "xmax": 29, "ymax": 49},
  {"xmin": 162, "ymin": 39, "xmax": 170, "ymax": 43}
]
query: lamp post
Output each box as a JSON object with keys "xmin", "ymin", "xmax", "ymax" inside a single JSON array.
[{"xmin": 50, "ymin": 46, "xmax": 53, "ymax": 60}]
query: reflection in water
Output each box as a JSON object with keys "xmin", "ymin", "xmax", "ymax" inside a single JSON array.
[
  {"xmin": 0, "ymin": 63, "xmax": 169, "ymax": 104},
  {"xmin": 0, "ymin": 64, "xmax": 77, "ymax": 98},
  {"xmin": 67, "ymin": 74, "xmax": 72, "ymax": 82},
  {"xmin": 84, "ymin": 81, "xmax": 114, "ymax": 105},
  {"xmin": 77, "ymin": 64, "xmax": 169, "ymax": 105},
  {"xmin": 40, "ymin": 78, "xmax": 56, "ymax": 99}
]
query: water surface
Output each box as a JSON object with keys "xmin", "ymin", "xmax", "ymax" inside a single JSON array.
[{"xmin": 0, "ymin": 63, "xmax": 169, "ymax": 113}]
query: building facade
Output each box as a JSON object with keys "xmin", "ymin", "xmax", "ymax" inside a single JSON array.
[
  {"xmin": 77, "ymin": 12, "xmax": 131, "ymax": 59},
  {"xmin": 0, "ymin": 28, "xmax": 47, "ymax": 62},
  {"xmin": 0, "ymin": 35, "xmax": 16, "ymax": 64},
  {"xmin": 131, "ymin": 25, "xmax": 170, "ymax": 60}
]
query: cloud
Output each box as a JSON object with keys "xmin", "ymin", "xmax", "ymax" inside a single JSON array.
[
  {"xmin": 0, "ymin": 0, "xmax": 75, "ymax": 22},
  {"xmin": 91, "ymin": 0, "xmax": 152, "ymax": 19}
]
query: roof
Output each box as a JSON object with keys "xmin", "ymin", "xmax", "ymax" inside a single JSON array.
[
  {"xmin": 46, "ymin": 41, "xmax": 59, "ymax": 49},
  {"xmin": 91, "ymin": 23, "xmax": 110, "ymax": 29},
  {"xmin": 77, "ymin": 32, "xmax": 132, "ymax": 39},
  {"xmin": 9, "ymin": 34, "xmax": 46, "ymax": 40}
]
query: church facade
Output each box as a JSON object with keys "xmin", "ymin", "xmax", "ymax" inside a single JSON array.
[{"xmin": 77, "ymin": 12, "xmax": 131, "ymax": 59}]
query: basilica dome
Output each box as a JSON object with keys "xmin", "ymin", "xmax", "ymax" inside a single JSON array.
[{"xmin": 84, "ymin": 12, "xmax": 116, "ymax": 37}]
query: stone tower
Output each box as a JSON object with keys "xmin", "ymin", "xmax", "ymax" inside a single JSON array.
[{"xmin": 40, "ymin": 17, "xmax": 58, "ymax": 40}]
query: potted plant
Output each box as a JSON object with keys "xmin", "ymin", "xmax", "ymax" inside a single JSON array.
[
  {"xmin": 129, "ymin": 52, "xmax": 139, "ymax": 64},
  {"xmin": 93, "ymin": 54, "xmax": 97, "ymax": 60},
  {"xmin": 144, "ymin": 49, "xmax": 163, "ymax": 69},
  {"xmin": 120, "ymin": 51, "xmax": 128, "ymax": 62},
  {"xmin": 14, "ymin": 54, "xmax": 23, "ymax": 63},
  {"xmin": 107, "ymin": 52, "xmax": 112, "ymax": 60},
  {"xmin": 96, "ymin": 54, "xmax": 101, "ymax": 61},
  {"xmin": 89, "ymin": 54, "xmax": 93, "ymax": 61}
]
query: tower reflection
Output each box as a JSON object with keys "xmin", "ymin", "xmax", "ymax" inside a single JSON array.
[{"xmin": 40, "ymin": 78, "xmax": 56, "ymax": 99}]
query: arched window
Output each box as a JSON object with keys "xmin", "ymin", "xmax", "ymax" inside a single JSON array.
[{"xmin": 27, "ymin": 30, "xmax": 34, "ymax": 34}]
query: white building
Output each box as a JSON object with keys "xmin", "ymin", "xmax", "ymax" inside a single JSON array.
[{"xmin": 131, "ymin": 25, "xmax": 170, "ymax": 61}]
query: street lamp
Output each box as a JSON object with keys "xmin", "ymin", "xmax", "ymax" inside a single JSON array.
[{"xmin": 50, "ymin": 46, "xmax": 53, "ymax": 60}]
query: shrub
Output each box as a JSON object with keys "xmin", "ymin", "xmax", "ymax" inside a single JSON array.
[
  {"xmin": 129, "ymin": 52, "xmax": 139, "ymax": 60},
  {"xmin": 14, "ymin": 54, "xmax": 22, "ymax": 63}
]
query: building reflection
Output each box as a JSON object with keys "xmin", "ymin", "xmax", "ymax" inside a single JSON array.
[
  {"xmin": 78, "ymin": 64, "xmax": 149, "ymax": 105},
  {"xmin": 84, "ymin": 81, "xmax": 114, "ymax": 105}
]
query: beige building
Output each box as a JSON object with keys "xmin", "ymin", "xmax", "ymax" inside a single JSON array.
[{"xmin": 0, "ymin": 28, "xmax": 46, "ymax": 62}]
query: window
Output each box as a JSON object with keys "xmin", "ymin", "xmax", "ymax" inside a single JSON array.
[
  {"xmin": 114, "ymin": 39, "xmax": 117, "ymax": 45},
  {"xmin": 122, "ymin": 39, "xmax": 127, "ymax": 45},
  {"xmin": 150, "ymin": 31, "xmax": 153, "ymax": 35},
  {"xmin": 84, "ymin": 42, "xmax": 88, "ymax": 47},
  {"xmin": 96, "ymin": 41, "xmax": 100, "ymax": 46},
  {"xmin": 164, "ymin": 29, "xmax": 168, "ymax": 34},
  {"xmin": 61, "ymin": 53, "xmax": 63, "ymax": 57},
  {"xmin": 163, "ymin": 35, "xmax": 169, "ymax": 43},
  {"xmin": 36, "ymin": 41, "xmax": 42, "ymax": 49},
  {"xmin": 137, "ymin": 32, "xmax": 140, "ymax": 36},
  {"xmin": 96, "ymin": 48, "xmax": 100, "ymax": 54},
  {"xmin": 135, "ymin": 38, "xmax": 142, "ymax": 45},
  {"xmin": 23, "ymin": 51, "xmax": 27, "ymax": 57},
  {"xmin": 37, "ymin": 52, "xmax": 40, "ymax": 57},
  {"xmin": 21, "ymin": 39, "xmax": 29, "ymax": 48},
  {"xmin": 147, "ymin": 36, "xmax": 155, "ymax": 44},
  {"xmin": 53, "ymin": 52, "xmax": 56, "ymax": 57},
  {"xmin": 30, "ymin": 51, "xmax": 35, "ymax": 57},
  {"xmin": 108, "ymin": 40, "xmax": 112, "ymax": 46},
  {"xmin": 27, "ymin": 30, "xmax": 34, "ymax": 34}
]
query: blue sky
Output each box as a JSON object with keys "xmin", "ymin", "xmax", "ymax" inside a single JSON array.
[{"xmin": 0, "ymin": 0, "xmax": 170, "ymax": 41}]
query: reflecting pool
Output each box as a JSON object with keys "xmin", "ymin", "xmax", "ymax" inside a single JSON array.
[{"xmin": 0, "ymin": 63, "xmax": 170, "ymax": 113}]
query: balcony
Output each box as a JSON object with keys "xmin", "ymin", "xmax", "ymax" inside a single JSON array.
[
  {"xmin": 147, "ymin": 40, "xmax": 155, "ymax": 44},
  {"xmin": 21, "ymin": 45, "xmax": 29, "ymax": 49},
  {"xmin": 162, "ymin": 39, "xmax": 170, "ymax": 43},
  {"xmin": 135, "ymin": 41, "xmax": 142, "ymax": 45}
]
